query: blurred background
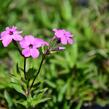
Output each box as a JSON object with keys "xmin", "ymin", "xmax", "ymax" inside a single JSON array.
[{"xmin": 0, "ymin": 0, "xmax": 109, "ymax": 109}]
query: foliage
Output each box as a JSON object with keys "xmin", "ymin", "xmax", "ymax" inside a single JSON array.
[{"xmin": 0, "ymin": 0, "xmax": 109, "ymax": 109}]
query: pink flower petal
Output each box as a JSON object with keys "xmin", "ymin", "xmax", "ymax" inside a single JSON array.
[
  {"xmin": 60, "ymin": 37, "xmax": 67, "ymax": 45},
  {"xmin": 1, "ymin": 31, "xmax": 6, "ymax": 38},
  {"xmin": 30, "ymin": 48, "xmax": 39, "ymax": 58},
  {"xmin": 13, "ymin": 35, "xmax": 23, "ymax": 41},
  {"xmin": 2, "ymin": 36, "xmax": 12, "ymax": 47},
  {"xmin": 68, "ymin": 37, "xmax": 73, "ymax": 44},
  {"xmin": 55, "ymin": 29, "xmax": 64, "ymax": 38},
  {"xmin": 20, "ymin": 38, "xmax": 30, "ymax": 48},
  {"xmin": 35, "ymin": 38, "xmax": 49, "ymax": 48},
  {"xmin": 25, "ymin": 36, "xmax": 36, "ymax": 45},
  {"xmin": 22, "ymin": 48, "xmax": 31, "ymax": 57},
  {"xmin": 6, "ymin": 27, "xmax": 10, "ymax": 31}
]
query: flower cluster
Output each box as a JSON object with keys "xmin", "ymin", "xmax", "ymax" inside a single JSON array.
[
  {"xmin": 0, "ymin": 26, "xmax": 74, "ymax": 58},
  {"xmin": 53, "ymin": 29, "xmax": 73, "ymax": 45}
]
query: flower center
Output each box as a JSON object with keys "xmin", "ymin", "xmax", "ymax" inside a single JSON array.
[
  {"xmin": 29, "ymin": 44, "xmax": 33, "ymax": 48},
  {"xmin": 57, "ymin": 38, "xmax": 61, "ymax": 43},
  {"xmin": 9, "ymin": 31, "xmax": 13, "ymax": 35}
]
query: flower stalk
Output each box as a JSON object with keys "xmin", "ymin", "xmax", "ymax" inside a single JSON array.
[
  {"xmin": 24, "ymin": 57, "xmax": 27, "ymax": 80},
  {"xmin": 12, "ymin": 40, "xmax": 23, "ymax": 57},
  {"xmin": 30, "ymin": 52, "xmax": 47, "ymax": 90}
]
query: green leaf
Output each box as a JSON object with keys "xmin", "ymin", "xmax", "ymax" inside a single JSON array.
[
  {"xmin": 75, "ymin": 100, "xmax": 83, "ymax": 109},
  {"xmin": 59, "ymin": 0, "xmax": 72, "ymax": 20},
  {"xmin": 58, "ymin": 83, "xmax": 67, "ymax": 102},
  {"xmin": 16, "ymin": 63, "xmax": 20, "ymax": 74},
  {"xmin": 26, "ymin": 68, "xmax": 37, "ymax": 80},
  {"xmin": 4, "ymin": 90, "xmax": 13, "ymax": 108},
  {"xmin": 10, "ymin": 82, "xmax": 25, "ymax": 95}
]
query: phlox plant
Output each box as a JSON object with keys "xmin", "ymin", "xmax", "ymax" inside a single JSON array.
[{"xmin": 0, "ymin": 26, "xmax": 74, "ymax": 109}]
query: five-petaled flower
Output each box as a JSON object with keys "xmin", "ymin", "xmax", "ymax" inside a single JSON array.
[
  {"xmin": 53, "ymin": 29, "xmax": 73, "ymax": 45},
  {"xmin": 0, "ymin": 26, "xmax": 23, "ymax": 47},
  {"xmin": 20, "ymin": 35, "xmax": 48, "ymax": 58}
]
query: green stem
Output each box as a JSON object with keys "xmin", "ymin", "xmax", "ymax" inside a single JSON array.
[
  {"xmin": 24, "ymin": 57, "xmax": 27, "ymax": 80},
  {"xmin": 24, "ymin": 58, "xmax": 30, "ymax": 96},
  {"xmin": 12, "ymin": 40, "xmax": 24, "ymax": 57},
  {"xmin": 30, "ymin": 54, "xmax": 46, "ymax": 89},
  {"xmin": 27, "ymin": 80, "xmax": 30, "ymax": 96}
]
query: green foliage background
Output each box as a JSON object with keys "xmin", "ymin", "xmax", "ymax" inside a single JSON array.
[{"xmin": 0, "ymin": 0, "xmax": 109, "ymax": 109}]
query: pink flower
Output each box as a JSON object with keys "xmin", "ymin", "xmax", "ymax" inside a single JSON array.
[
  {"xmin": 53, "ymin": 29, "xmax": 73, "ymax": 45},
  {"xmin": 20, "ymin": 35, "xmax": 48, "ymax": 58},
  {"xmin": 35, "ymin": 38, "xmax": 49, "ymax": 47},
  {"xmin": 0, "ymin": 26, "xmax": 23, "ymax": 47}
]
